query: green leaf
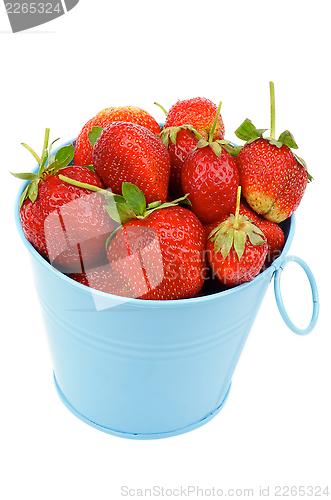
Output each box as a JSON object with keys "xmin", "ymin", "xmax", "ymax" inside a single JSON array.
[
  {"xmin": 235, "ymin": 119, "xmax": 259, "ymax": 142},
  {"xmin": 40, "ymin": 150, "xmax": 49, "ymax": 171},
  {"xmin": 293, "ymin": 154, "xmax": 313, "ymax": 182},
  {"xmin": 182, "ymin": 124, "xmax": 202, "ymax": 141},
  {"xmin": 160, "ymin": 130, "xmax": 170, "ymax": 148},
  {"xmin": 220, "ymin": 232, "xmax": 234, "ymax": 259},
  {"xmin": 208, "ymin": 224, "xmax": 222, "ymax": 240},
  {"xmin": 50, "ymin": 154, "xmax": 74, "ymax": 175},
  {"xmin": 104, "ymin": 204, "xmax": 122, "ymax": 224},
  {"xmin": 113, "ymin": 194, "xmax": 126, "ymax": 204},
  {"xmin": 209, "ymin": 141, "xmax": 223, "ymax": 157},
  {"xmin": 246, "ymin": 228, "xmax": 266, "ymax": 246},
  {"xmin": 254, "ymin": 128, "xmax": 268, "ymax": 137},
  {"xmin": 41, "ymin": 128, "xmax": 50, "ymax": 165},
  {"xmin": 9, "ymin": 171, "xmax": 38, "ymax": 181},
  {"xmin": 147, "ymin": 200, "xmax": 162, "ymax": 210},
  {"xmin": 179, "ymin": 197, "xmax": 192, "ymax": 206},
  {"xmin": 27, "ymin": 178, "xmax": 40, "ymax": 203},
  {"xmin": 228, "ymin": 145, "xmax": 242, "ymax": 157},
  {"xmin": 169, "ymin": 128, "xmax": 180, "ymax": 145},
  {"xmin": 196, "ymin": 138, "xmax": 209, "ymax": 149},
  {"xmin": 83, "ymin": 164, "xmax": 95, "ymax": 172},
  {"xmin": 116, "ymin": 202, "xmax": 137, "ymax": 224},
  {"xmin": 121, "ymin": 182, "xmax": 146, "ymax": 216},
  {"xmin": 233, "ymin": 230, "xmax": 246, "ymax": 261},
  {"xmin": 49, "ymin": 137, "xmax": 60, "ymax": 155},
  {"xmin": 277, "ymin": 130, "xmax": 298, "ymax": 149},
  {"xmin": 19, "ymin": 185, "xmax": 29, "ymax": 208},
  {"xmin": 267, "ymin": 138, "xmax": 283, "ymax": 148},
  {"xmin": 21, "ymin": 143, "xmax": 41, "ymax": 165},
  {"xmin": 159, "ymin": 127, "xmax": 181, "ymax": 148},
  {"xmin": 55, "ymin": 144, "xmax": 75, "ymax": 165},
  {"xmin": 88, "ymin": 126, "xmax": 103, "ymax": 147},
  {"xmin": 213, "ymin": 232, "xmax": 223, "ymax": 254},
  {"xmin": 48, "ymin": 154, "xmax": 56, "ymax": 167}
]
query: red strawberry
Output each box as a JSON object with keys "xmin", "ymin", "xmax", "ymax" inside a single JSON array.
[
  {"xmin": 238, "ymin": 198, "xmax": 284, "ymax": 265},
  {"xmin": 73, "ymin": 115, "xmax": 108, "ymax": 167},
  {"xmin": 181, "ymin": 102, "xmax": 240, "ymax": 224},
  {"xmin": 206, "ymin": 187, "xmax": 268, "ymax": 286},
  {"xmin": 74, "ymin": 106, "xmax": 161, "ymax": 167},
  {"xmin": 12, "ymin": 129, "xmax": 116, "ymax": 272},
  {"xmin": 92, "ymin": 121, "xmax": 171, "ymax": 205},
  {"xmin": 69, "ymin": 264, "xmax": 130, "ymax": 298},
  {"xmin": 103, "ymin": 183, "xmax": 206, "ymax": 300},
  {"xmin": 234, "ymin": 82, "xmax": 311, "ymax": 223},
  {"xmin": 159, "ymin": 125, "xmax": 201, "ymax": 198},
  {"xmin": 164, "ymin": 96, "xmax": 225, "ymax": 140}
]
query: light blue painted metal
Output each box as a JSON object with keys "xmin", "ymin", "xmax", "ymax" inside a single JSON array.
[
  {"xmin": 274, "ymin": 255, "xmax": 319, "ymax": 335},
  {"xmin": 14, "ymin": 140, "xmax": 319, "ymax": 439}
]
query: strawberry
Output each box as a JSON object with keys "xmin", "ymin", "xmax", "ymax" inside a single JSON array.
[
  {"xmin": 181, "ymin": 102, "xmax": 240, "ymax": 224},
  {"xmin": 69, "ymin": 264, "xmax": 130, "ymax": 297},
  {"xmin": 92, "ymin": 121, "xmax": 171, "ymax": 205},
  {"xmin": 238, "ymin": 198, "xmax": 284, "ymax": 265},
  {"xmin": 74, "ymin": 106, "xmax": 161, "ymax": 167},
  {"xmin": 206, "ymin": 187, "xmax": 268, "ymax": 287},
  {"xmin": 159, "ymin": 125, "xmax": 202, "ymax": 198},
  {"xmin": 234, "ymin": 82, "xmax": 311, "ymax": 223},
  {"xmin": 101, "ymin": 183, "xmax": 206, "ymax": 300},
  {"xmin": 11, "ymin": 129, "xmax": 116, "ymax": 271},
  {"xmin": 164, "ymin": 96, "xmax": 225, "ymax": 140}
]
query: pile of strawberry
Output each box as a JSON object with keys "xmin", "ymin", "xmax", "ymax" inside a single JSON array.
[{"xmin": 12, "ymin": 83, "xmax": 311, "ymax": 300}]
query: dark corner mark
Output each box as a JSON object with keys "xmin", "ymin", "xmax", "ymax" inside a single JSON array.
[{"xmin": 4, "ymin": 0, "xmax": 80, "ymax": 33}]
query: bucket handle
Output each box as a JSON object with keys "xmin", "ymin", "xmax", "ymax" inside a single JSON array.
[{"xmin": 273, "ymin": 255, "xmax": 319, "ymax": 335}]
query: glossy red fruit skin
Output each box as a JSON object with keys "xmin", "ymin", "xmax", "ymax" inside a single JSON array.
[
  {"xmin": 165, "ymin": 97, "xmax": 225, "ymax": 140},
  {"xmin": 205, "ymin": 218, "xmax": 268, "ymax": 287},
  {"xmin": 20, "ymin": 166, "xmax": 116, "ymax": 271},
  {"xmin": 106, "ymin": 206, "xmax": 207, "ymax": 300},
  {"xmin": 69, "ymin": 264, "xmax": 129, "ymax": 297},
  {"xmin": 93, "ymin": 121, "xmax": 171, "ymax": 205},
  {"xmin": 74, "ymin": 106, "xmax": 161, "ymax": 167},
  {"xmin": 168, "ymin": 128, "xmax": 199, "ymax": 198},
  {"xmin": 181, "ymin": 146, "xmax": 240, "ymax": 224},
  {"xmin": 238, "ymin": 199, "xmax": 284, "ymax": 265},
  {"xmin": 74, "ymin": 115, "xmax": 104, "ymax": 167},
  {"xmin": 236, "ymin": 138, "xmax": 308, "ymax": 222}
]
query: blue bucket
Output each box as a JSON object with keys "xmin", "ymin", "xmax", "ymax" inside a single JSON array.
[{"xmin": 14, "ymin": 141, "xmax": 319, "ymax": 439}]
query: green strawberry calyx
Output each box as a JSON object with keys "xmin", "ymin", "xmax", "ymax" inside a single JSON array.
[
  {"xmin": 194, "ymin": 101, "xmax": 237, "ymax": 158},
  {"xmin": 234, "ymin": 81, "xmax": 312, "ymax": 181},
  {"xmin": 159, "ymin": 125, "xmax": 202, "ymax": 148},
  {"xmin": 88, "ymin": 126, "xmax": 104, "ymax": 147},
  {"xmin": 234, "ymin": 117, "xmax": 298, "ymax": 149},
  {"xmin": 58, "ymin": 176, "xmax": 191, "ymax": 244},
  {"xmin": 10, "ymin": 128, "xmax": 76, "ymax": 207},
  {"xmin": 208, "ymin": 186, "xmax": 266, "ymax": 261}
]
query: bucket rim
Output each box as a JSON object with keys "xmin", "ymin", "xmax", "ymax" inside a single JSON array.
[{"xmin": 14, "ymin": 138, "xmax": 295, "ymax": 309}]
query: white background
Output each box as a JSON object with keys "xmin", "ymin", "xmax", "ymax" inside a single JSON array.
[{"xmin": 1, "ymin": 1, "xmax": 330, "ymax": 499}]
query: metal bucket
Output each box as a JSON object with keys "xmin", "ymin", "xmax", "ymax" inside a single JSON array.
[{"xmin": 14, "ymin": 142, "xmax": 319, "ymax": 439}]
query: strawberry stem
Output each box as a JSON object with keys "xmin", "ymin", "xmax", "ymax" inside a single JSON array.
[
  {"xmin": 270, "ymin": 81, "xmax": 276, "ymax": 139},
  {"xmin": 208, "ymin": 101, "xmax": 222, "ymax": 143},
  {"xmin": 42, "ymin": 128, "xmax": 50, "ymax": 160},
  {"xmin": 58, "ymin": 174, "xmax": 113, "ymax": 197},
  {"xmin": 233, "ymin": 185, "xmax": 242, "ymax": 230},
  {"xmin": 154, "ymin": 102, "xmax": 167, "ymax": 116}
]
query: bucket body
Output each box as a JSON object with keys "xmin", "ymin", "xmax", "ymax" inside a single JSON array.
[
  {"xmin": 27, "ymin": 248, "xmax": 283, "ymax": 438},
  {"xmin": 15, "ymin": 143, "xmax": 296, "ymax": 439}
]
